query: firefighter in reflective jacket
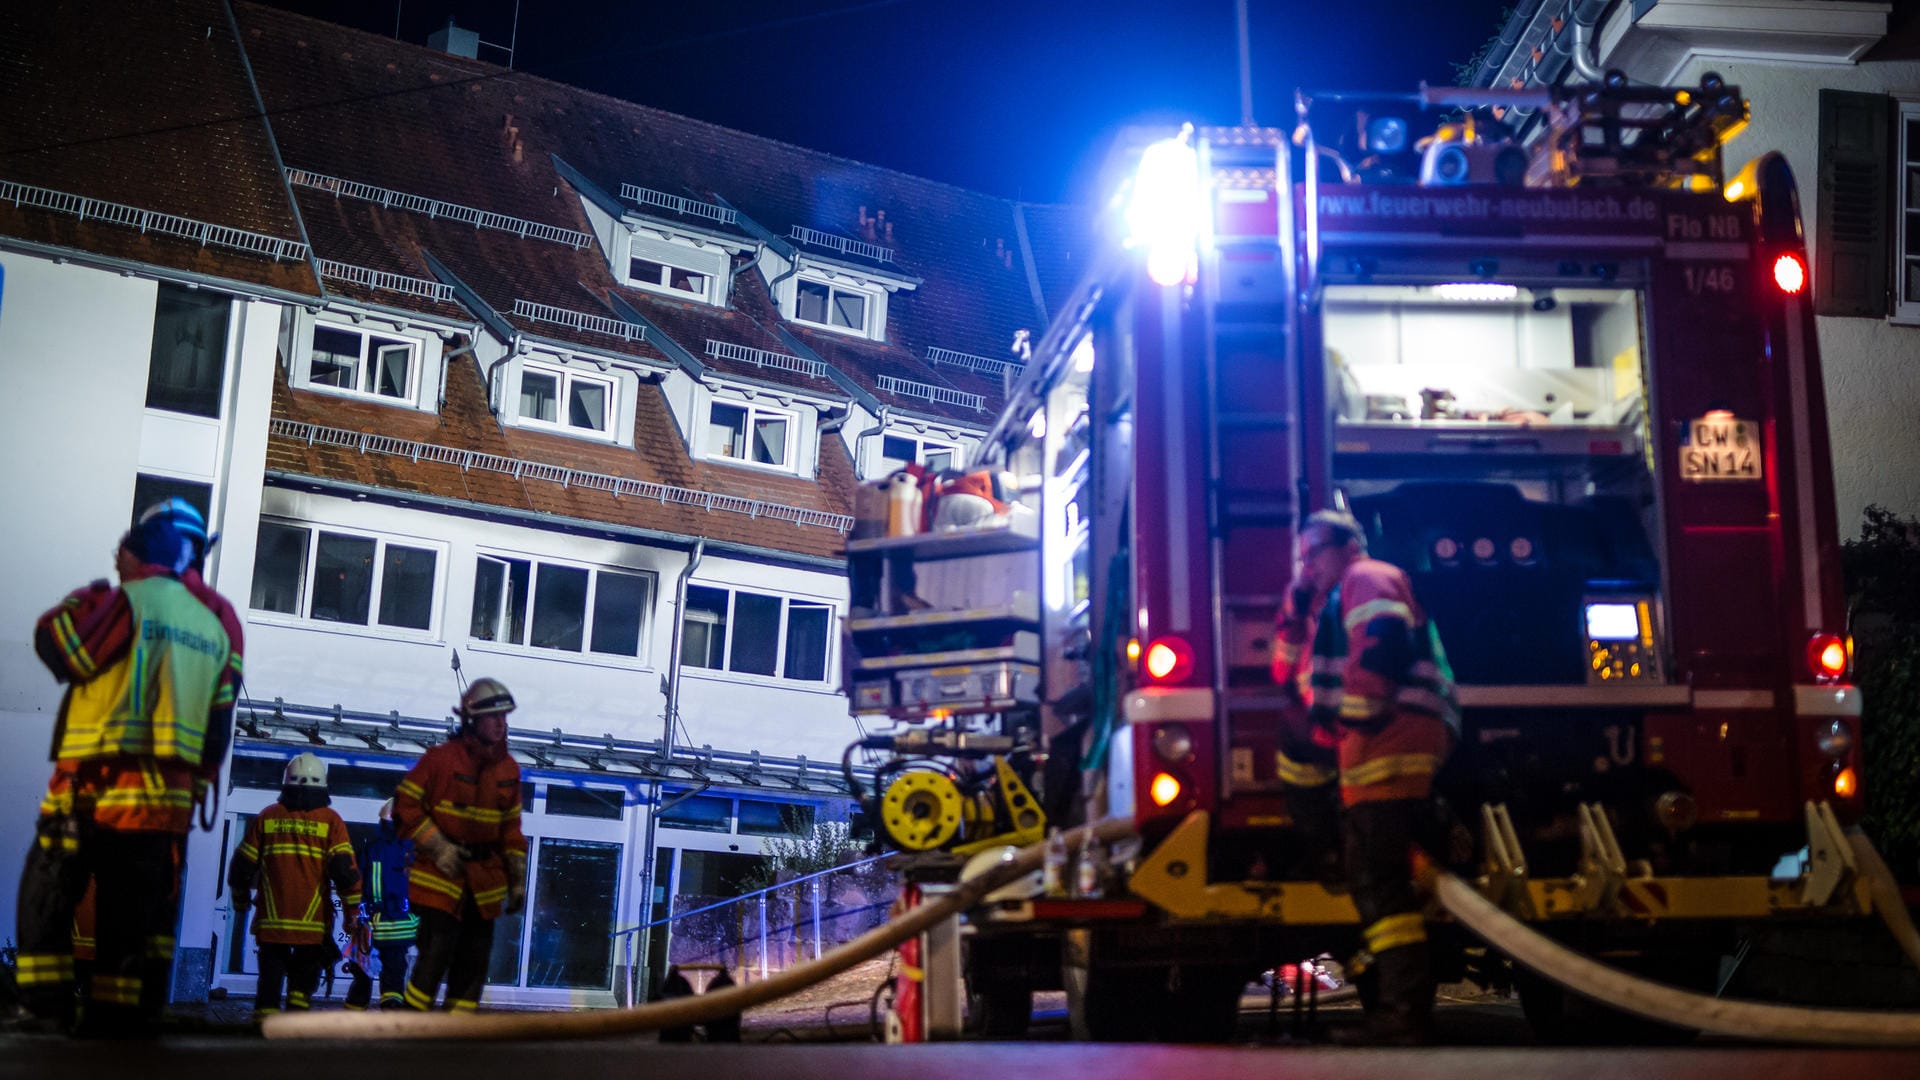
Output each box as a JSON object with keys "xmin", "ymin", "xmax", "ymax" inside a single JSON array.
[
  {"xmin": 14, "ymin": 499, "xmax": 243, "ymax": 1035},
  {"xmin": 1272, "ymin": 510, "xmax": 1459, "ymax": 1045},
  {"xmin": 344, "ymin": 798, "xmax": 417, "ymax": 1010},
  {"xmin": 393, "ymin": 678, "xmax": 527, "ymax": 1013},
  {"xmin": 226, "ymin": 753, "xmax": 362, "ymax": 1018}
]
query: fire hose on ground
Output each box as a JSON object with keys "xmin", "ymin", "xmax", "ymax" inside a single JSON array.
[
  {"xmin": 263, "ymin": 818, "xmax": 1139, "ymax": 1041},
  {"xmin": 268, "ymin": 817, "xmax": 1920, "ymax": 1045},
  {"xmin": 1426, "ymin": 830, "xmax": 1920, "ymax": 1047}
]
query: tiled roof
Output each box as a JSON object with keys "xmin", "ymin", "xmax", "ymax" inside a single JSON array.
[
  {"xmin": 5, "ymin": 0, "xmax": 1092, "ymax": 559},
  {"xmin": 267, "ymin": 347, "xmax": 855, "ymax": 560},
  {"xmin": 0, "ymin": 0, "xmax": 318, "ymax": 294}
]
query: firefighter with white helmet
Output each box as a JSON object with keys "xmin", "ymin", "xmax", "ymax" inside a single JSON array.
[
  {"xmin": 226, "ymin": 753, "xmax": 363, "ymax": 1019},
  {"xmin": 391, "ymin": 678, "xmax": 528, "ymax": 1012},
  {"xmin": 343, "ymin": 798, "xmax": 417, "ymax": 1010}
]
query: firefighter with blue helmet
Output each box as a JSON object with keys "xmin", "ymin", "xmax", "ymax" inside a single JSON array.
[
  {"xmin": 344, "ymin": 798, "xmax": 418, "ymax": 1010},
  {"xmin": 13, "ymin": 498, "xmax": 242, "ymax": 1036}
]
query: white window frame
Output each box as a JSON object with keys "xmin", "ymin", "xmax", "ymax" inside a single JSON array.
[
  {"xmin": 467, "ymin": 550, "xmax": 657, "ymax": 666},
  {"xmin": 297, "ymin": 318, "xmax": 426, "ymax": 407},
  {"xmin": 791, "ymin": 273, "xmax": 880, "ymax": 338},
  {"xmin": 705, "ymin": 398, "xmax": 799, "ymax": 473},
  {"xmin": 623, "ymin": 230, "xmax": 729, "ymax": 306},
  {"xmin": 876, "ymin": 430, "xmax": 961, "ymax": 476},
  {"xmin": 247, "ymin": 519, "xmax": 445, "ymax": 639},
  {"xmin": 1895, "ymin": 99, "xmax": 1920, "ymax": 325},
  {"xmin": 679, "ymin": 584, "xmax": 835, "ymax": 685},
  {"xmin": 516, "ymin": 359, "xmax": 619, "ymax": 441}
]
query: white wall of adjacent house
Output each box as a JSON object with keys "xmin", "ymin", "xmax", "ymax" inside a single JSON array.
[
  {"xmin": 1665, "ymin": 56, "xmax": 1920, "ymax": 532},
  {"xmin": 0, "ymin": 250, "xmax": 279, "ymax": 954}
]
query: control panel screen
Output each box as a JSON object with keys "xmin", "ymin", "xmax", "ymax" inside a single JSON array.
[{"xmin": 1584, "ymin": 602, "xmax": 1640, "ymax": 642}]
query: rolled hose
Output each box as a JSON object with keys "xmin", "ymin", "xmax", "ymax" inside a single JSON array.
[
  {"xmin": 265, "ymin": 818, "xmax": 1138, "ymax": 1041},
  {"xmin": 1431, "ymin": 863, "xmax": 1920, "ymax": 1046}
]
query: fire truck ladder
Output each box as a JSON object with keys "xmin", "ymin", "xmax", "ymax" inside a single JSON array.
[{"xmin": 1197, "ymin": 128, "xmax": 1306, "ymax": 781}]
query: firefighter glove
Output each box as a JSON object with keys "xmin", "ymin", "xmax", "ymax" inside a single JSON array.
[
  {"xmin": 504, "ymin": 850, "xmax": 528, "ymax": 915},
  {"xmin": 415, "ymin": 824, "xmax": 468, "ymax": 878}
]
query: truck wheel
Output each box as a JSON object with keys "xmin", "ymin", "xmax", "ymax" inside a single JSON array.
[
  {"xmin": 1062, "ymin": 931, "xmax": 1153, "ymax": 1043},
  {"xmin": 1151, "ymin": 968, "xmax": 1248, "ymax": 1043},
  {"xmin": 966, "ymin": 978, "xmax": 1033, "ymax": 1037}
]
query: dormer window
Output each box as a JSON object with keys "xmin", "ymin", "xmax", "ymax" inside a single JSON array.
[
  {"xmin": 879, "ymin": 432, "xmax": 958, "ymax": 475},
  {"xmin": 625, "ymin": 231, "xmax": 728, "ymax": 305},
  {"xmin": 290, "ymin": 313, "xmax": 438, "ymax": 411},
  {"xmin": 311, "ymin": 326, "xmax": 416, "ymax": 400},
  {"xmin": 518, "ymin": 360, "xmax": 615, "ymax": 438},
  {"xmin": 796, "ymin": 278, "xmax": 873, "ymax": 335},
  {"xmin": 629, "ymin": 256, "xmax": 709, "ymax": 298},
  {"xmin": 706, "ymin": 400, "xmax": 794, "ymax": 469}
]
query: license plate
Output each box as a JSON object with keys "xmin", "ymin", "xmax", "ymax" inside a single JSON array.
[{"xmin": 1679, "ymin": 415, "xmax": 1761, "ymax": 482}]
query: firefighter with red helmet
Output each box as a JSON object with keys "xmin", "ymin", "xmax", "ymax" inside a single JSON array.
[
  {"xmin": 1272, "ymin": 509, "xmax": 1459, "ymax": 1045},
  {"xmin": 226, "ymin": 753, "xmax": 362, "ymax": 1018},
  {"xmin": 392, "ymin": 678, "xmax": 527, "ymax": 1013},
  {"xmin": 13, "ymin": 498, "xmax": 243, "ymax": 1036}
]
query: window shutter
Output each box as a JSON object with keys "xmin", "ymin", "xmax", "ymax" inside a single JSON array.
[{"xmin": 1815, "ymin": 89, "xmax": 1892, "ymax": 317}]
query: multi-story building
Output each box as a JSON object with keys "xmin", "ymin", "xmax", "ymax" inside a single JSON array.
[
  {"xmin": 1469, "ymin": 0, "xmax": 1920, "ymax": 531},
  {"xmin": 0, "ymin": 1, "xmax": 1085, "ymax": 1006}
]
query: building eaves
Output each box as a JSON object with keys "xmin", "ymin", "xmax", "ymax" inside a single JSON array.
[{"xmin": 262, "ymin": 469, "xmax": 844, "ymax": 573}]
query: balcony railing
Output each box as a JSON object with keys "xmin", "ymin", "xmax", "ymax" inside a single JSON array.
[
  {"xmin": 875, "ymin": 374, "xmax": 983, "ymax": 412},
  {"xmin": 788, "ymin": 224, "xmax": 893, "ymax": 264},
  {"xmin": 287, "ymin": 168, "xmax": 592, "ymax": 249},
  {"xmin": 512, "ymin": 298, "xmax": 646, "ymax": 342},
  {"xmin": 619, "ymin": 183, "xmax": 737, "ymax": 226},
  {"xmin": 0, "ymin": 177, "xmax": 309, "ymax": 262},
  {"xmin": 705, "ymin": 339, "xmax": 826, "ymax": 379}
]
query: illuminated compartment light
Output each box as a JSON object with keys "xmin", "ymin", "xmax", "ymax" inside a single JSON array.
[
  {"xmin": 1585, "ymin": 602, "xmax": 1640, "ymax": 641},
  {"xmin": 1149, "ymin": 772, "xmax": 1184, "ymax": 807},
  {"xmin": 1834, "ymin": 766, "xmax": 1858, "ymax": 799},
  {"xmin": 1773, "ymin": 253, "xmax": 1807, "ymax": 295},
  {"xmin": 1432, "ymin": 282, "xmax": 1519, "ymax": 302}
]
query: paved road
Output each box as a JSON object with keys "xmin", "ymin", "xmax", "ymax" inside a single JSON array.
[
  {"xmin": 5, "ymin": 1034, "xmax": 1920, "ymax": 1080},
  {"xmin": 8, "ymin": 994, "xmax": 1920, "ymax": 1079}
]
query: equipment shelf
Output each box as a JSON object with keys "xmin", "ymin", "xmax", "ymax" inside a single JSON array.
[
  {"xmin": 847, "ymin": 592, "xmax": 1041, "ymax": 634},
  {"xmin": 846, "ymin": 514, "xmax": 1039, "ymax": 560}
]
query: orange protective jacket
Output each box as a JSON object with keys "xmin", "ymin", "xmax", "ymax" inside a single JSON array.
[
  {"xmin": 228, "ymin": 803, "xmax": 362, "ymax": 945},
  {"xmin": 1272, "ymin": 558, "xmax": 1459, "ymax": 804},
  {"xmin": 393, "ymin": 734, "xmax": 526, "ymax": 919}
]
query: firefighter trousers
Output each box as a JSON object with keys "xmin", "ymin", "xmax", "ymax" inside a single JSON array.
[
  {"xmin": 344, "ymin": 941, "xmax": 413, "ymax": 1009},
  {"xmin": 15, "ymin": 815, "xmax": 181, "ymax": 1032},
  {"xmin": 405, "ymin": 895, "xmax": 495, "ymax": 1012},
  {"xmin": 1345, "ymin": 797, "xmax": 1435, "ymax": 1039},
  {"xmin": 253, "ymin": 943, "xmax": 328, "ymax": 1015}
]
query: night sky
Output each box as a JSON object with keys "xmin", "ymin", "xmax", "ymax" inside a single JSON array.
[{"xmin": 253, "ymin": 0, "xmax": 1514, "ymax": 204}]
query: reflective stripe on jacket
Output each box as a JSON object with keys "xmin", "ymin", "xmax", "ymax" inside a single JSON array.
[
  {"xmin": 393, "ymin": 735, "xmax": 526, "ymax": 919},
  {"xmin": 53, "ymin": 577, "xmax": 230, "ymax": 767},
  {"xmin": 229, "ymin": 804, "xmax": 362, "ymax": 945}
]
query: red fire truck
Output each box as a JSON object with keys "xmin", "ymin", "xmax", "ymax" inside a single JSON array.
[{"xmin": 844, "ymin": 74, "xmax": 1875, "ymax": 1042}]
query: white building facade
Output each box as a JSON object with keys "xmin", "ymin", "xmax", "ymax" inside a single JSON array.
[{"xmin": 0, "ymin": 0, "xmax": 1081, "ymax": 1008}]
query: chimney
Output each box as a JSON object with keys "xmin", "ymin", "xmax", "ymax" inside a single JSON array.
[{"xmin": 428, "ymin": 18, "xmax": 480, "ymax": 59}]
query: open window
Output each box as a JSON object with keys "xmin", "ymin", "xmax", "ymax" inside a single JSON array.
[
  {"xmin": 705, "ymin": 400, "xmax": 795, "ymax": 470},
  {"xmin": 517, "ymin": 360, "xmax": 616, "ymax": 439}
]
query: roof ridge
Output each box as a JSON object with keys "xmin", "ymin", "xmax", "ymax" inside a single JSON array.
[{"xmin": 232, "ymin": 0, "xmax": 1034, "ymax": 210}]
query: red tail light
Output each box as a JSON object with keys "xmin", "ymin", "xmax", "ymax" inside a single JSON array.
[
  {"xmin": 1142, "ymin": 636, "xmax": 1195, "ymax": 684},
  {"xmin": 1773, "ymin": 252, "xmax": 1807, "ymax": 295},
  {"xmin": 1807, "ymin": 633, "xmax": 1848, "ymax": 682}
]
